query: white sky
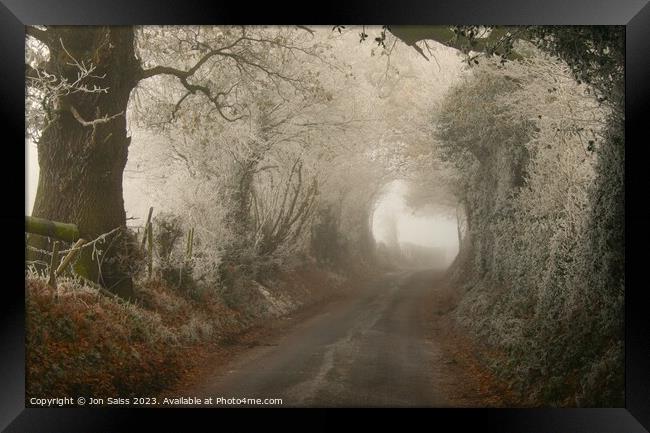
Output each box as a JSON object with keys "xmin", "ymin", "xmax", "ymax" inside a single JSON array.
[{"xmin": 26, "ymin": 140, "xmax": 38, "ymax": 215}]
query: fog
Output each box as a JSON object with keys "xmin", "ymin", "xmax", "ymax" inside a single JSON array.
[
  {"xmin": 372, "ymin": 180, "xmax": 459, "ymax": 268},
  {"xmin": 26, "ymin": 139, "xmax": 37, "ymax": 215},
  {"xmin": 24, "ymin": 24, "xmax": 625, "ymax": 408}
]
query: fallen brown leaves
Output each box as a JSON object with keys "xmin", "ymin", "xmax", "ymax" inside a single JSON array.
[
  {"xmin": 26, "ymin": 264, "xmax": 358, "ymax": 403},
  {"xmin": 426, "ymin": 275, "xmax": 519, "ymax": 407},
  {"xmin": 26, "ymin": 278, "xmax": 184, "ymax": 401}
]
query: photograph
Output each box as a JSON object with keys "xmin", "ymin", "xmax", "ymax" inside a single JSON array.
[{"xmin": 24, "ymin": 24, "xmax": 626, "ymax": 410}]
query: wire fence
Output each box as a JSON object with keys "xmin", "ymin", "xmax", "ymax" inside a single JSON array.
[
  {"xmin": 26, "ymin": 218, "xmax": 127, "ymax": 288},
  {"xmin": 26, "ymin": 207, "xmax": 197, "ymax": 293}
]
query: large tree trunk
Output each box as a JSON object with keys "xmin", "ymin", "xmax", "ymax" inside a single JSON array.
[{"xmin": 29, "ymin": 27, "xmax": 140, "ymax": 299}]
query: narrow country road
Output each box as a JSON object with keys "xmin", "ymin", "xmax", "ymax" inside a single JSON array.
[{"xmin": 183, "ymin": 269, "xmax": 494, "ymax": 407}]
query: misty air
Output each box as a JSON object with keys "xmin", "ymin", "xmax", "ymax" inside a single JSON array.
[{"xmin": 25, "ymin": 25, "xmax": 624, "ymax": 408}]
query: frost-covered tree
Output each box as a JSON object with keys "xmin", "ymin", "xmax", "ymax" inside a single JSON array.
[{"xmin": 26, "ymin": 25, "xmax": 327, "ymax": 297}]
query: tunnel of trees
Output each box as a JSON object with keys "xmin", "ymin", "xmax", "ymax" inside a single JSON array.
[{"xmin": 25, "ymin": 25, "xmax": 623, "ymax": 406}]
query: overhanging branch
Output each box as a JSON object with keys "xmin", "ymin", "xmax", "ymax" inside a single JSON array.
[
  {"xmin": 296, "ymin": 26, "xmax": 315, "ymax": 36},
  {"xmin": 138, "ymin": 52, "xmax": 243, "ymax": 122},
  {"xmin": 389, "ymin": 25, "xmax": 523, "ymax": 61}
]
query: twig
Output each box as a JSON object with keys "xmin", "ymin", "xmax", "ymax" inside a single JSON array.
[
  {"xmin": 69, "ymin": 105, "xmax": 124, "ymax": 128},
  {"xmin": 56, "ymin": 238, "xmax": 87, "ymax": 276},
  {"xmin": 57, "ymin": 226, "xmax": 123, "ymax": 255},
  {"xmin": 296, "ymin": 26, "xmax": 315, "ymax": 36}
]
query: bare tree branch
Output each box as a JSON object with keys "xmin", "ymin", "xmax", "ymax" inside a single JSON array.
[
  {"xmin": 138, "ymin": 50, "xmax": 244, "ymax": 122},
  {"xmin": 170, "ymin": 91, "xmax": 192, "ymax": 120},
  {"xmin": 296, "ymin": 26, "xmax": 315, "ymax": 36},
  {"xmin": 136, "ymin": 28, "xmax": 323, "ymax": 123},
  {"xmin": 70, "ymin": 105, "xmax": 124, "ymax": 127}
]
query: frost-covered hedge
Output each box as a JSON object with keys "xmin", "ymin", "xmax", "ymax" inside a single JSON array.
[{"xmin": 436, "ymin": 53, "xmax": 624, "ymax": 406}]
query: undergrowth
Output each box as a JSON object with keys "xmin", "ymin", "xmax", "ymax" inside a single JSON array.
[{"xmin": 26, "ymin": 261, "xmax": 347, "ymax": 401}]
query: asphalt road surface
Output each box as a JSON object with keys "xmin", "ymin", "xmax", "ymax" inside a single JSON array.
[{"xmin": 188, "ymin": 269, "xmax": 478, "ymax": 407}]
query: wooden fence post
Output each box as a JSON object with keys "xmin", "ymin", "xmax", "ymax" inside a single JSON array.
[
  {"xmin": 48, "ymin": 241, "xmax": 59, "ymax": 288},
  {"xmin": 140, "ymin": 207, "xmax": 153, "ymax": 252},
  {"xmin": 147, "ymin": 221, "xmax": 153, "ymax": 279}
]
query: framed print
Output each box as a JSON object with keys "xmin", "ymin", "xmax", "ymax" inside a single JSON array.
[{"xmin": 2, "ymin": 0, "xmax": 649, "ymax": 430}]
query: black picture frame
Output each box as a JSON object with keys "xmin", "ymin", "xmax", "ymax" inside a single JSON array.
[{"xmin": 3, "ymin": 0, "xmax": 649, "ymax": 431}]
